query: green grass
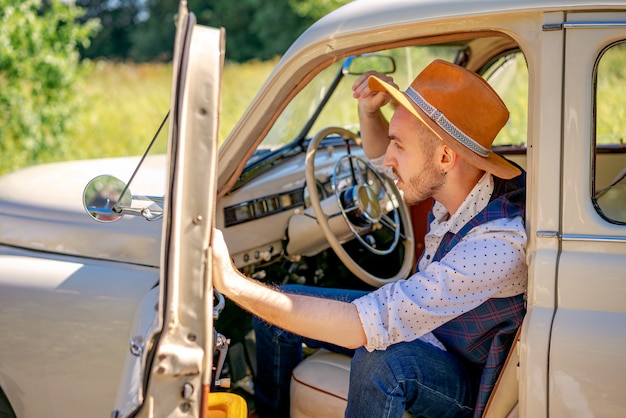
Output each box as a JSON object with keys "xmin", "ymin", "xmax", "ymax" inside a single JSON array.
[
  {"xmin": 64, "ymin": 58, "xmax": 277, "ymax": 164},
  {"xmin": 70, "ymin": 61, "xmax": 174, "ymax": 159}
]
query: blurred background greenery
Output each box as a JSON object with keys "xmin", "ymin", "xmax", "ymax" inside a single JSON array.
[{"xmin": 0, "ymin": 0, "xmax": 350, "ymax": 175}]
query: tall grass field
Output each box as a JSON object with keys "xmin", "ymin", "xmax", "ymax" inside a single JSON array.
[{"xmin": 63, "ymin": 59, "xmax": 277, "ymax": 166}]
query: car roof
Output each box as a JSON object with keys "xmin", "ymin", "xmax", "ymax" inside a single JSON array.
[{"xmin": 286, "ymin": 0, "xmax": 626, "ymax": 59}]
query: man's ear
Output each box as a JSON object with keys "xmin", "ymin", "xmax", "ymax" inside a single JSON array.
[{"xmin": 439, "ymin": 144, "xmax": 457, "ymax": 172}]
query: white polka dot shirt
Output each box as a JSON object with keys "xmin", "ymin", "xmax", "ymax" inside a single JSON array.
[{"xmin": 352, "ymin": 173, "xmax": 527, "ymax": 352}]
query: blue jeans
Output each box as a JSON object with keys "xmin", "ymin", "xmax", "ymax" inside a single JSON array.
[{"xmin": 252, "ymin": 285, "xmax": 476, "ymax": 418}]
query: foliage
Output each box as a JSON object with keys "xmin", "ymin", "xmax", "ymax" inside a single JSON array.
[
  {"xmin": 80, "ymin": 0, "xmax": 352, "ymax": 62},
  {"xmin": 289, "ymin": 0, "xmax": 353, "ymax": 20},
  {"xmin": 41, "ymin": 59, "xmax": 277, "ymax": 170},
  {"xmin": 0, "ymin": 0, "xmax": 99, "ymax": 173},
  {"xmin": 197, "ymin": 0, "xmax": 308, "ymax": 62},
  {"xmin": 69, "ymin": 61, "xmax": 173, "ymax": 160},
  {"xmin": 76, "ymin": 0, "xmax": 143, "ymax": 60},
  {"xmin": 129, "ymin": 0, "xmax": 179, "ymax": 62},
  {"xmin": 597, "ymin": 42, "xmax": 626, "ymax": 145}
]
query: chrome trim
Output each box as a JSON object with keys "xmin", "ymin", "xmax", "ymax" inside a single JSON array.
[
  {"xmin": 536, "ymin": 230, "xmax": 559, "ymax": 238},
  {"xmin": 542, "ymin": 23, "xmax": 563, "ymax": 31},
  {"xmin": 544, "ymin": 21, "xmax": 626, "ymax": 31},
  {"xmin": 563, "ymin": 21, "xmax": 626, "ymax": 29},
  {"xmin": 536, "ymin": 231, "xmax": 626, "ymax": 243},
  {"xmin": 562, "ymin": 233, "xmax": 626, "ymax": 243},
  {"xmin": 129, "ymin": 336, "xmax": 144, "ymax": 357}
]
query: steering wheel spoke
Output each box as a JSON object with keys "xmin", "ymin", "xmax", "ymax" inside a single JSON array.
[
  {"xmin": 353, "ymin": 160, "xmax": 369, "ymax": 185},
  {"xmin": 379, "ymin": 212, "xmax": 398, "ymax": 232}
]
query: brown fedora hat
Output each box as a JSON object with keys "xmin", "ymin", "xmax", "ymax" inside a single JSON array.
[{"xmin": 368, "ymin": 59, "xmax": 521, "ymax": 179}]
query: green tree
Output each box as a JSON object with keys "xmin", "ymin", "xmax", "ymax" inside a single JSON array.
[
  {"xmin": 0, "ymin": 0, "xmax": 99, "ymax": 173},
  {"xmin": 289, "ymin": 0, "xmax": 352, "ymax": 21},
  {"xmin": 129, "ymin": 0, "xmax": 178, "ymax": 62},
  {"xmin": 76, "ymin": 0, "xmax": 144, "ymax": 60},
  {"xmin": 127, "ymin": 0, "xmax": 352, "ymax": 63}
]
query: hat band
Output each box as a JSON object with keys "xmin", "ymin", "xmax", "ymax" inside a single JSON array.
[{"xmin": 405, "ymin": 87, "xmax": 489, "ymax": 158}]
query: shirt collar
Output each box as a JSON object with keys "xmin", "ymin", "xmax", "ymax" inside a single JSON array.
[{"xmin": 430, "ymin": 172, "xmax": 494, "ymax": 235}]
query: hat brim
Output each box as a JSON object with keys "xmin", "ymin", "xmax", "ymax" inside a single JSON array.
[{"xmin": 368, "ymin": 76, "xmax": 521, "ymax": 180}]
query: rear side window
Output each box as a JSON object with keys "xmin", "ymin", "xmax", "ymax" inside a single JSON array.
[
  {"xmin": 483, "ymin": 51, "xmax": 528, "ymax": 148},
  {"xmin": 594, "ymin": 42, "xmax": 626, "ymax": 224}
]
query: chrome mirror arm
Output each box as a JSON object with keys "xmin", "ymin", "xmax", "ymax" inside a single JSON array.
[{"xmin": 85, "ymin": 204, "xmax": 164, "ymax": 222}]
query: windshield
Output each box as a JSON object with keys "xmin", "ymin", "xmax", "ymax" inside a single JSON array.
[
  {"xmin": 261, "ymin": 61, "xmax": 345, "ymax": 149},
  {"xmin": 258, "ymin": 46, "xmax": 462, "ymax": 154}
]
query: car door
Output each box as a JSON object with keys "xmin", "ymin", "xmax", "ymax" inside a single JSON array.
[
  {"xmin": 112, "ymin": 3, "xmax": 226, "ymax": 417},
  {"xmin": 551, "ymin": 11, "xmax": 626, "ymax": 417}
]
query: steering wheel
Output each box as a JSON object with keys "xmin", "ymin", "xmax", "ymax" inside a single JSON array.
[{"xmin": 305, "ymin": 126, "xmax": 415, "ymax": 287}]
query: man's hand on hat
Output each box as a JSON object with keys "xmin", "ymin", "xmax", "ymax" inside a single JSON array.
[{"xmin": 352, "ymin": 71, "xmax": 397, "ymax": 114}]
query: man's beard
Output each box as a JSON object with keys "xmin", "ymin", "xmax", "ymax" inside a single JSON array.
[{"xmin": 395, "ymin": 160, "xmax": 444, "ymax": 206}]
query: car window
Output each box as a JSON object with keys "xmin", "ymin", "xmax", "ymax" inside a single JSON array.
[
  {"xmin": 594, "ymin": 41, "xmax": 626, "ymax": 224},
  {"xmin": 260, "ymin": 45, "xmax": 460, "ymax": 151},
  {"xmin": 482, "ymin": 51, "xmax": 528, "ymax": 147},
  {"xmin": 309, "ymin": 45, "xmax": 460, "ymax": 137}
]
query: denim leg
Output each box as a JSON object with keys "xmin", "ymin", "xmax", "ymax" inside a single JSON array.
[
  {"xmin": 346, "ymin": 339, "xmax": 476, "ymax": 418},
  {"xmin": 252, "ymin": 316, "xmax": 302, "ymax": 418},
  {"xmin": 253, "ymin": 285, "xmax": 369, "ymax": 418}
]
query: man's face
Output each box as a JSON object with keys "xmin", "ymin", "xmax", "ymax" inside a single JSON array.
[{"xmin": 383, "ymin": 107, "xmax": 445, "ymax": 205}]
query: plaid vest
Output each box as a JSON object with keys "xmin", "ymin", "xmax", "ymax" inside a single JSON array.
[{"xmin": 423, "ymin": 171, "xmax": 526, "ymax": 417}]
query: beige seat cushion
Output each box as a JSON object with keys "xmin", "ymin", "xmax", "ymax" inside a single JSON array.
[{"xmin": 290, "ymin": 349, "xmax": 351, "ymax": 418}]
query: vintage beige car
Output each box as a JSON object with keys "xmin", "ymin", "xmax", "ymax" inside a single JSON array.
[{"xmin": 1, "ymin": 0, "xmax": 625, "ymax": 417}]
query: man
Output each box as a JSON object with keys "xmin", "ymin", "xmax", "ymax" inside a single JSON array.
[{"xmin": 212, "ymin": 59, "xmax": 527, "ymax": 417}]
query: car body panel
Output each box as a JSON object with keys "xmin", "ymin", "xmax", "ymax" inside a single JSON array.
[
  {"xmin": 0, "ymin": 246, "xmax": 157, "ymax": 418},
  {"xmin": 0, "ymin": 155, "xmax": 164, "ymax": 266},
  {"xmin": 551, "ymin": 12, "xmax": 626, "ymax": 417}
]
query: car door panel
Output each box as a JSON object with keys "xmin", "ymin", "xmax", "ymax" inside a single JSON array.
[
  {"xmin": 112, "ymin": 4, "xmax": 224, "ymax": 417},
  {"xmin": 553, "ymin": 12, "xmax": 626, "ymax": 417}
]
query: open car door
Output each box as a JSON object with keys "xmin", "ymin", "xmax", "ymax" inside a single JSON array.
[{"xmin": 112, "ymin": 3, "xmax": 243, "ymax": 417}]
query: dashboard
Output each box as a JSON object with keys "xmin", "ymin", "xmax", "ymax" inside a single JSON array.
[{"xmin": 218, "ymin": 135, "xmax": 368, "ymax": 270}]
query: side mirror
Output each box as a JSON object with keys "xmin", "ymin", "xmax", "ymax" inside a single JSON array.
[
  {"xmin": 83, "ymin": 175, "xmax": 165, "ymax": 222},
  {"xmin": 83, "ymin": 175, "xmax": 132, "ymax": 222}
]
